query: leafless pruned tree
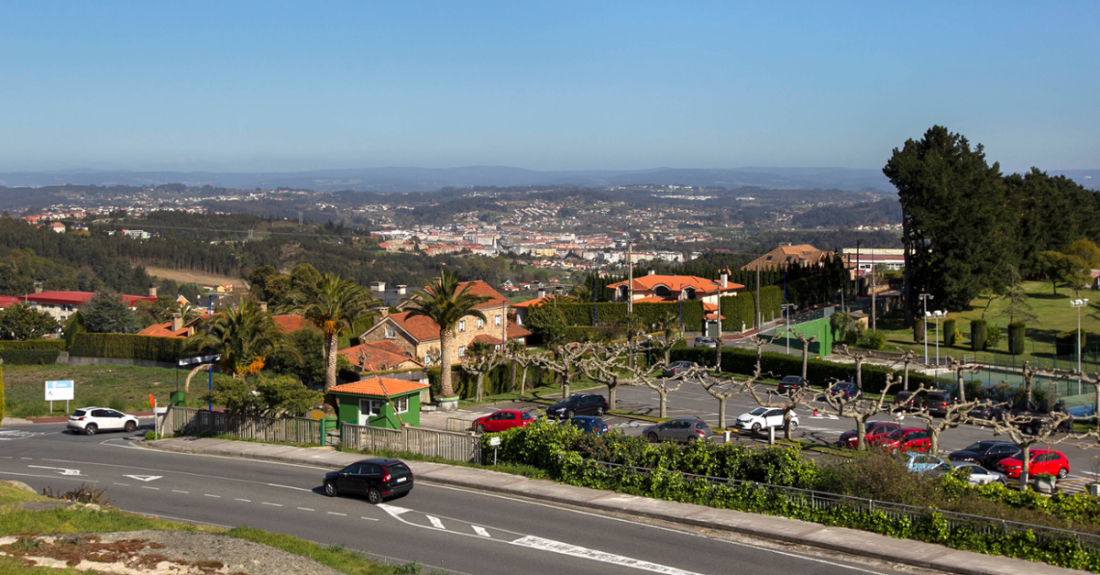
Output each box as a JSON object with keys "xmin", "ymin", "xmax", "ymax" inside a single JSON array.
[
  {"xmin": 834, "ymin": 345, "xmax": 871, "ymax": 393},
  {"xmin": 460, "ymin": 343, "xmax": 505, "ymax": 402},
  {"xmin": 944, "ymin": 357, "xmax": 981, "ymax": 403},
  {"xmin": 901, "ymin": 388, "xmax": 978, "ymax": 455},
  {"xmin": 820, "ymin": 372, "xmax": 900, "ymax": 451},
  {"xmin": 694, "ymin": 338, "xmax": 766, "ymax": 429},
  {"xmin": 991, "ymin": 407, "xmax": 1075, "ymax": 489},
  {"xmin": 783, "ymin": 327, "xmax": 817, "ymax": 380},
  {"xmin": 533, "ymin": 342, "xmax": 590, "ymax": 400},
  {"xmin": 633, "ymin": 338, "xmax": 690, "ymax": 418}
]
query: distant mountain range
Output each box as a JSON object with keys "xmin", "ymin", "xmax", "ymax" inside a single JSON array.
[{"xmin": 0, "ymin": 166, "xmax": 1094, "ymax": 193}]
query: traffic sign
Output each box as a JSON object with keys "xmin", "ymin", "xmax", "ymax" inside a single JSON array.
[{"xmin": 45, "ymin": 380, "xmax": 74, "ymax": 401}]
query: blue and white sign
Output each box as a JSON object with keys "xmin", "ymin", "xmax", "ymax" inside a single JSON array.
[{"xmin": 45, "ymin": 380, "xmax": 74, "ymax": 401}]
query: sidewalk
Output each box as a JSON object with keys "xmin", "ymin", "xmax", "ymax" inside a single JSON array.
[{"xmin": 145, "ymin": 437, "xmax": 1088, "ymax": 575}]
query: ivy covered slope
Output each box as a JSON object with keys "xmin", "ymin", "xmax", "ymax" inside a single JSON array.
[{"xmin": 486, "ymin": 421, "xmax": 1100, "ymax": 572}]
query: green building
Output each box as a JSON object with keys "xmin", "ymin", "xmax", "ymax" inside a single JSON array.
[{"xmin": 329, "ymin": 377, "xmax": 429, "ymax": 430}]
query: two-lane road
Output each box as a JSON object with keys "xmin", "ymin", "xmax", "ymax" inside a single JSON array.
[{"xmin": 0, "ymin": 421, "xmax": 943, "ymax": 575}]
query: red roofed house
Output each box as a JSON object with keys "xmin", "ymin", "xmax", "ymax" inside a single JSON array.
[
  {"xmin": 606, "ymin": 272, "xmax": 743, "ymax": 316},
  {"xmin": 358, "ymin": 280, "xmax": 529, "ymax": 365},
  {"xmin": 338, "ymin": 340, "xmax": 423, "ymax": 373},
  {"xmin": 741, "ymin": 243, "xmax": 833, "ymax": 272},
  {"xmin": 330, "ymin": 377, "xmax": 430, "ymax": 429},
  {"xmin": 0, "ymin": 295, "xmax": 23, "ymax": 310},
  {"xmin": 23, "ymin": 290, "xmax": 157, "ymax": 322}
]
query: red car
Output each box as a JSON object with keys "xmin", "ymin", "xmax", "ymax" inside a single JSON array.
[
  {"xmin": 474, "ymin": 410, "xmax": 536, "ymax": 433},
  {"xmin": 875, "ymin": 427, "xmax": 931, "ymax": 453},
  {"xmin": 839, "ymin": 421, "xmax": 899, "ymax": 448},
  {"xmin": 996, "ymin": 449, "xmax": 1070, "ymax": 479}
]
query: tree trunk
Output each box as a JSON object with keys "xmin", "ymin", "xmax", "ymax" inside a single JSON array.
[
  {"xmin": 562, "ymin": 369, "xmax": 570, "ymax": 399},
  {"xmin": 323, "ymin": 332, "xmax": 339, "ymax": 416},
  {"xmin": 957, "ymin": 370, "xmax": 967, "ymax": 403},
  {"xmin": 801, "ymin": 341, "xmax": 809, "ymax": 379},
  {"xmin": 783, "ymin": 409, "xmax": 793, "ymax": 440},
  {"xmin": 1020, "ymin": 447, "xmax": 1031, "ymax": 490},
  {"xmin": 519, "ymin": 365, "xmax": 528, "ymax": 398},
  {"xmin": 658, "ymin": 390, "xmax": 667, "ymax": 418},
  {"xmin": 717, "ymin": 397, "xmax": 727, "ymax": 429},
  {"xmin": 928, "ymin": 424, "xmax": 939, "ymax": 455},
  {"xmin": 439, "ymin": 330, "xmax": 456, "ymax": 398},
  {"xmin": 608, "ymin": 383, "xmax": 617, "ymax": 411},
  {"xmin": 855, "ymin": 359, "xmax": 863, "ymax": 391},
  {"xmin": 510, "ymin": 360, "xmax": 517, "ymax": 392},
  {"xmin": 476, "ymin": 373, "xmax": 485, "ymax": 402},
  {"xmin": 855, "ymin": 417, "xmax": 867, "ymax": 451}
]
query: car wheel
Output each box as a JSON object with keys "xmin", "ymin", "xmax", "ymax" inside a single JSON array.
[
  {"xmin": 324, "ymin": 481, "xmax": 338, "ymax": 497},
  {"xmin": 1057, "ymin": 467, "xmax": 1068, "ymax": 479},
  {"xmin": 84, "ymin": 424, "xmax": 97, "ymax": 436},
  {"xmin": 476, "ymin": 424, "xmax": 486, "ymax": 433},
  {"xmin": 565, "ymin": 409, "xmax": 575, "ymax": 419},
  {"xmin": 647, "ymin": 432, "xmax": 659, "ymax": 442},
  {"xmin": 124, "ymin": 421, "xmax": 136, "ymax": 433},
  {"xmin": 595, "ymin": 406, "xmax": 604, "ymax": 415},
  {"xmin": 751, "ymin": 422, "xmax": 761, "ymax": 433},
  {"xmin": 789, "ymin": 421, "xmax": 798, "ymax": 431},
  {"xmin": 367, "ymin": 487, "xmax": 383, "ymax": 504}
]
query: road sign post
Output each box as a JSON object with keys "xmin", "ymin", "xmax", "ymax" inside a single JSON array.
[{"xmin": 45, "ymin": 380, "xmax": 74, "ymax": 414}]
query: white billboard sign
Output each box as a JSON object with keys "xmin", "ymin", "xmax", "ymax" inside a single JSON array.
[{"xmin": 45, "ymin": 380, "xmax": 74, "ymax": 401}]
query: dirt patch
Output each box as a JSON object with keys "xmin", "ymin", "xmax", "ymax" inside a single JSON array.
[{"xmin": 144, "ymin": 267, "xmax": 247, "ymax": 290}]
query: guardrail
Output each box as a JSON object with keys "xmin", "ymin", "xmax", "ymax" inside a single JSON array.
[
  {"xmin": 167, "ymin": 407, "xmax": 322, "ymax": 446},
  {"xmin": 341, "ymin": 423, "xmax": 482, "ymax": 464},
  {"xmin": 590, "ymin": 460, "xmax": 1100, "ymax": 552}
]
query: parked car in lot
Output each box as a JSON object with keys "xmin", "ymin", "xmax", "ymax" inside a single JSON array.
[
  {"xmin": 474, "ymin": 410, "xmax": 536, "ymax": 433},
  {"xmin": 875, "ymin": 427, "xmax": 931, "ymax": 453},
  {"xmin": 662, "ymin": 360, "xmax": 698, "ymax": 378},
  {"xmin": 693, "ymin": 336, "xmax": 717, "ymax": 348},
  {"xmin": 839, "ymin": 421, "xmax": 899, "ymax": 448},
  {"xmin": 566, "ymin": 416, "xmax": 610, "ymax": 435},
  {"xmin": 642, "ymin": 418, "xmax": 712, "ymax": 443},
  {"xmin": 923, "ymin": 391, "xmax": 955, "ymax": 417},
  {"xmin": 67, "ymin": 407, "xmax": 139, "ymax": 436},
  {"xmin": 891, "ymin": 391, "xmax": 921, "ymax": 412},
  {"xmin": 546, "ymin": 393, "xmax": 608, "ymax": 419},
  {"xmin": 952, "ymin": 462, "xmax": 1007, "ymax": 486},
  {"xmin": 996, "ymin": 449, "xmax": 1070, "ymax": 479},
  {"xmin": 323, "ymin": 458, "xmax": 413, "ymax": 504},
  {"xmin": 735, "ymin": 407, "xmax": 799, "ymax": 433},
  {"xmin": 967, "ymin": 404, "xmax": 1007, "ymax": 422},
  {"xmin": 828, "ymin": 381, "xmax": 861, "ymax": 400},
  {"xmin": 902, "ymin": 452, "xmax": 952, "ymax": 475},
  {"xmin": 776, "ymin": 375, "xmax": 808, "ymax": 395},
  {"xmin": 948, "ymin": 441, "xmax": 1022, "ymax": 469}
]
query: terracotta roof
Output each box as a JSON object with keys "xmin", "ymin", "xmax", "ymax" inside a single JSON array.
[
  {"xmin": 137, "ymin": 322, "xmax": 189, "ymax": 338},
  {"xmin": 330, "ymin": 377, "xmax": 430, "ymax": 397},
  {"xmin": 470, "ymin": 334, "xmax": 503, "ymax": 346},
  {"xmin": 742, "ymin": 244, "xmax": 833, "ymax": 271},
  {"xmin": 338, "ymin": 341, "xmax": 423, "ymax": 371},
  {"xmin": 402, "ymin": 280, "xmax": 509, "ymax": 311},
  {"xmin": 605, "ymin": 275, "xmax": 742, "ymax": 295},
  {"xmin": 512, "ymin": 295, "xmax": 559, "ymax": 308},
  {"xmin": 382, "ymin": 312, "xmax": 444, "ymax": 343},
  {"xmin": 272, "ymin": 314, "xmax": 318, "ymax": 333},
  {"xmin": 0, "ymin": 295, "xmax": 24, "ymax": 308},
  {"xmin": 22, "ymin": 291, "xmax": 156, "ymax": 307},
  {"xmin": 507, "ymin": 321, "xmax": 532, "ymax": 339}
]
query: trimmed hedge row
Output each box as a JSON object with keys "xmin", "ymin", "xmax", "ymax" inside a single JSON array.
[
  {"xmin": 671, "ymin": 346, "xmax": 945, "ymax": 394},
  {"xmin": 557, "ymin": 301, "xmax": 706, "ymax": 331},
  {"xmin": 720, "ymin": 286, "xmax": 783, "ymax": 332},
  {"xmin": 1008, "ymin": 323, "xmax": 1026, "ymax": 355},
  {"xmin": 69, "ymin": 333, "xmax": 185, "ymax": 363},
  {"xmin": 943, "ymin": 319, "xmax": 957, "ymax": 346},
  {"xmin": 971, "ymin": 319, "xmax": 988, "ymax": 351},
  {"xmin": 0, "ymin": 340, "xmax": 67, "ymax": 350},
  {"xmin": 427, "ymin": 362, "xmax": 557, "ymax": 400},
  {"xmin": 0, "ymin": 350, "xmax": 61, "ymax": 365}
]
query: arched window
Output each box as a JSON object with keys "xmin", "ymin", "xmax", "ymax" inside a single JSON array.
[
  {"xmin": 654, "ymin": 285, "xmax": 672, "ymax": 298},
  {"xmin": 683, "ymin": 287, "xmax": 697, "ymax": 300}
]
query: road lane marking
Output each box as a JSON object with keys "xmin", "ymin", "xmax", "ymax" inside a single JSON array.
[
  {"xmin": 114, "ymin": 483, "xmax": 130, "ymax": 487},
  {"xmin": 427, "ymin": 515, "xmax": 445, "ymax": 529},
  {"xmin": 27, "ymin": 465, "xmax": 81, "ymax": 476},
  {"xmin": 328, "ymin": 511, "xmax": 347, "ymax": 516},
  {"xmin": 298, "ymin": 507, "xmax": 315, "ymax": 511},
  {"xmin": 20, "ymin": 457, "xmax": 32, "ymax": 460},
  {"xmin": 473, "ymin": 526, "xmax": 491, "ymax": 537},
  {"xmin": 236, "ymin": 498, "xmax": 251, "ymax": 502},
  {"xmin": 511, "ymin": 535, "xmax": 702, "ymax": 574},
  {"xmin": 141, "ymin": 486, "xmax": 159, "ymax": 490},
  {"xmin": 124, "ymin": 475, "xmax": 163, "ymax": 482},
  {"xmin": 172, "ymin": 490, "xmax": 189, "ymax": 494},
  {"xmin": 267, "ymin": 483, "xmax": 312, "ymax": 492},
  {"xmin": 204, "ymin": 494, "xmax": 220, "ymax": 498},
  {"xmin": 361, "ymin": 517, "xmax": 379, "ymax": 521},
  {"xmin": 262, "ymin": 502, "xmax": 283, "ymax": 507}
]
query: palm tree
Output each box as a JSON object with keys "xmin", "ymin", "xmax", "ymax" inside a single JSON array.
[
  {"xmin": 283, "ymin": 273, "xmax": 378, "ymax": 416},
  {"xmin": 185, "ymin": 299, "xmax": 288, "ymax": 379},
  {"xmin": 403, "ymin": 271, "xmax": 490, "ymax": 409}
]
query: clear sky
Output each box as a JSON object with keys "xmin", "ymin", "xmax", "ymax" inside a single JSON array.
[{"xmin": 1, "ymin": 1, "xmax": 1097, "ymax": 173}]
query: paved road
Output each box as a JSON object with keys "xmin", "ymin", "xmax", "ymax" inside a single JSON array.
[{"xmin": 0, "ymin": 420, "xmax": 943, "ymax": 575}]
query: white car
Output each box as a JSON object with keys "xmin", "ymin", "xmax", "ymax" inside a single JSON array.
[
  {"xmin": 67, "ymin": 407, "xmax": 140, "ymax": 436},
  {"xmin": 953, "ymin": 462, "xmax": 1007, "ymax": 486},
  {"xmin": 735, "ymin": 407, "xmax": 799, "ymax": 433}
]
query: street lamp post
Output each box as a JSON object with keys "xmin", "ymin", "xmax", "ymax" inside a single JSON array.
[
  {"xmin": 781, "ymin": 303, "xmax": 798, "ymax": 355},
  {"xmin": 1072, "ymin": 298, "xmax": 1089, "ymax": 395},
  {"xmin": 919, "ymin": 293, "xmax": 933, "ymax": 365},
  {"xmin": 927, "ymin": 310, "xmax": 946, "ymax": 376}
]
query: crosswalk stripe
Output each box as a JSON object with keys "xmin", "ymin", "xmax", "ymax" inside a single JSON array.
[
  {"xmin": 473, "ymin": 525, "xmax": 491, "ymax": 537},
  {"xmin": 427, "ymin": 515, "xmax": 445, "ymax": 529}
]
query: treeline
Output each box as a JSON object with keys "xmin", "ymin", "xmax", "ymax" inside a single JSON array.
[{"xmin": 792, "ymin": 198, "xmax": 902, "ymax": 228}]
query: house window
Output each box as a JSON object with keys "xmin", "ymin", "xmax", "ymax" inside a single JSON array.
[
  {"xmin": 494, "ymin": 314, "xmax": 502, "ymax": 327},
  {"xmin": 360, "ymin": 399, "xmax": 381, "ymax": 417},
  {"xmin": 458, "ymin": 320, "xmax": 466, "ymax": 332},
  {"xmin": 384, "ymin": 325, "xmax": 396, "ymax": 339},
  {"xmin": 395, "ymin": 397, "xmax": 409, "ymax": 413},
  {"xmin": 477, "ymin": 318, "xmax": 485, "ymax": 329},
  {"xmin": 458, "ymin": 345, "xmax": 466, "ymax": 358},
  {"xmin": 423, "ymin": 353, "xmax": 432, "ymax": 365}
]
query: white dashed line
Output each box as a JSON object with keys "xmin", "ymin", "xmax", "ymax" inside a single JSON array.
[
  {"xmin": 236, "ymin": 498, "xmax": 251, "ymax": 502},
  {"xmin": 361, "ymin": 517, "xmax": 379, "ymax": 521},
  {"xmin": 204, "ymin": 494, "xmax": 220, "ymax": 498},
  {"xmin": 328, "ymin": 511, "xmax": 347, "ymax": 516},
  {"xmin": 142, "ymin": 486, "xmax": 159, "ymax": 490},
  {"xmin": 297, "ymin": 507, "xmax": 315, "ymax": 512},
  {"xmin": 473, "ymin": 526, "xmax": 491, "ymax": 537},
  {"xmin": 427, "ymin": 516, "xmax": 445, "ymax": 529},
  {"xmin": 262, "ymin": 502, "xmax": 283, "ymax": 507},
  {"xmin": 172, "ymin": 490, "xmax": 189, "ymax": 494},
  {"xmin": 114, "ymin": 483, "xmax": 130, "ymax": 487}
]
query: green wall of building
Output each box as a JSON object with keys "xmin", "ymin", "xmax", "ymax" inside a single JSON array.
[
  {"xmin": 782, "ymin": 316, "xmax": 834, "ymax": 357},
  {"xmin": 334, "ymin": 391, "xmax": 423, "ymax": 430}
]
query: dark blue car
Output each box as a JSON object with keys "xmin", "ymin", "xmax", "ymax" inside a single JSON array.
[{"xmin": 567, "ymin": 416, "xmax": 610, "ymax": 435}]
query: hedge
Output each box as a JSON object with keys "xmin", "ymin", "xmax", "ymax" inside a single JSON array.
[
  {"xmin": 557, "ymin": 301, "xmax": 706, "ymax": 331},
  {"xmin": 427, "ymin": 362, "xmax": 556, "ymax": 400},
  {"xmin": 1008, "ymin": 323, "xmax": 1025, "ymax": 355},
  {"xmin": 720, "ymin": 286, "xmax": 783, "ymax": 332},
  {"xmin": 970, "ymin": 319, "xmax": 988, "ymax": 351},
  {"xmin": 0, "ymin": 350, "xmax": 61, "ymax": 365},
  {"xmin": 69, "ymin": 333, "xmax": 185, "ymax": 363},
  {"xmin": 913, "ymin": 320, "xmax": 924, "ymax": 344},
  {"xmin": 1056, "ymin": 332, "xmax": 1077, "ymax": 357},
  {"xmin": 943, "ymin": 319, "xmax": 957, "ymax": 346},
  {"xmin": 671, "ymin": 346, "xmax": 945, "ymax": 395},
  {"xmin": 0, "ymin": 340, "xmax": 67, "ymax": 350},
  {"xmin": 0, "ymin": 362, "xmax": 5, "ymax": 423}
]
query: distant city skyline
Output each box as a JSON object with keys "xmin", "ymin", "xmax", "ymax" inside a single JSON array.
[{"xmin": 2, "ymin": 1, "xmax": 1097, "ymax": 173}]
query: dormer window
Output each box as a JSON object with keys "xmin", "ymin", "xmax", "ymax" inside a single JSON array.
[{"xmin": 384, "ymin": 325, "xmax": 396, "ymax": 339}]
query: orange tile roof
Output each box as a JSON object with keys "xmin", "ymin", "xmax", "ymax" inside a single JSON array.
[
  {"xmin": 507, "ymin": 321, "xmax": 532, "ymax": 339},
  {"xmin": 385, "ymin": 312, "xmax": 445, "ymax": 342},
  {"xmin": 512, "ymin": 295, "xmax": 557, "ymax": 308},
  {"xmin": 330, "ymin": 377, "xmax": 429, "ymax": 397},
  {"xmin": 272, "ymin": 314, "xmax": 318, "ymax": 333},
  {"xmin": 606, "ymin": 275, "xmax": 743, "ymax": 295},
  {"xmin": 402, "ymin": 280, "xmax": 508, "ymax": 311},
  {"xmin": 471, "ymin": 334, "xmax": 503, "ymax": 346},
  {"xmin": 338, "ymin": 341, "xmax": 423, "ymax": 371},
  {"xmin": 137, "ymin": 322, "xmax": 189, "ymax": 338}
]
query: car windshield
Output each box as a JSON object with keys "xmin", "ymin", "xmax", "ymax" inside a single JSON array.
[
  {"xmin": 885, "ymin": 430, "xmax": 902, "ymax": 440},
  {"xmin": 72, "ymin": 410, "xmax": 86, "ymax": 417},
  {"xmin": 964, "ymin": 442, "xmax": 992, "ymax": 453},
  {"xmin": 749, "ymin": 407, "xmax": 768, "ymax": 416},
  {"xmin": 781, "ymin": 376, "xmax": 799, "ymax": 383}
]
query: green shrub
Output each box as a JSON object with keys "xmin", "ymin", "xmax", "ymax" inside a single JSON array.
[
  {"xmin": 856, "ymin": 330, "xmax": 886, "ymax": 350},
  {"xmin": 942, "ymin": 319, "xmax": 956, "ymax": 346},
  {"xmin": 0, "ymin": 340, "xmax": 66, "ymax": 350},
  {"xmin": 1056, "ymin": 332, "xmax": 1077, "ymax": 357},
  {"xmin": 1008, "ymin": 322, "xmax": 1026, "ymax": 355},
  {"xmin": 913, "ymin": 319, "xmax": 925, "ymax": 343},
  {"xmin": 970, "ymin": 319, "xmax": 987, "ymax": 351},
  {"xmin": 0, "ymin": 350, "xmax": 61, "ymax": 365},
  {"xmin": 985, "ymin": 326, "xmax": 1001, "ymax": 350},
  {"xmin": 0, "ymin": 363, "xmax": 5, "ymax": 423},
  {"xmin": 69, "ymin": 333, "xmax": 184, "ymax": 363}
]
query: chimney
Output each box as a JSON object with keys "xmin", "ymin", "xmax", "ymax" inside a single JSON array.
[
  {"xmin": 720, "ymin": 272, "xmax": 728, "ymax": 289},
  {"xmin": 647, "ymin": 268, "xmax": 655, "ymax": 276},
  {"xmin": 537, "ymin": 288, "xmax": 546, "ymax": 299},
  {"xmin": 369, "ymin": 281, "xmax": 386, "ymax": 293},
  {"xmin": 149, "ymin": 283, "xmax": 158, "ymax": 298},
  {"xmin": 397, "ymin": 284, "xmax": 407, "ymax": 296},
  {"xmin": 379, "ymin": 307, "xmax": 389, "ymax": 318},
  {"xmin": 171, "ymin": 313, "xmax": 183, "ymax": 332},
  {"xmin": 259, "ymin": 302, "xmax": 268, "ymax": 313},
  {"xmin": 34, "ymin": 282, "xmax": 43, "ymax": 294}
]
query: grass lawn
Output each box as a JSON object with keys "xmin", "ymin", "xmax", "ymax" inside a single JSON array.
[
  {"xmin": 871, "ymin": 281, "xmax": 1100, "ymax": 374},
  {"xmin": 2, "ymin": 364, "xmax": 235, "ymax": 419},
  {"xmin": 0, "ymin": 483, "xmax": 438, "ymax": 574}
]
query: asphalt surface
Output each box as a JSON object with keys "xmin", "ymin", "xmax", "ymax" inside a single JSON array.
[{"xmin": 0, "ymin": 420, "xmax": 946, "ymax": 575}]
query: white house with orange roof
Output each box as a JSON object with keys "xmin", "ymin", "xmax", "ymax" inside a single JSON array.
[{"xmin": 605, "ymin": 271, "xmax": 743, "ymax": 320}]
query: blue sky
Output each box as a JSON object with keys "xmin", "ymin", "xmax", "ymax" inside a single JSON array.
[{"xmin": 1, "ymin": 1, "xmax": 1097, "ymax": 172}]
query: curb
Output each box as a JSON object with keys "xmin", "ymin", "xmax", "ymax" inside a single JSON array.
[{"xmin": 141, "ymin": 439, "xmax": 1087, "ymax": 575}]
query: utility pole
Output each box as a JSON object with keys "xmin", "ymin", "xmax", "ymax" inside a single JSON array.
[
  {"xmin": 870, "ymin": 260, "xmax": 876, "ymax": 332},
  {"xmin": 627, "ymin": 239, "xmax": 633, "ymax": 315},
  {"xmin": 756, "ymin": 258, "xmax": 762, "ymax": 330}
]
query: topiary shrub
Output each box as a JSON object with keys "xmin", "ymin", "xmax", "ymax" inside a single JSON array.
[
  {"xmin": 913, "ymin": 319, "xmax": 925, "ymax": 343},
  {"xmin": 943, "ymin": 319, "xmax": 956, "ymax": 346},
  {"xmin": 1008, "ymin": 322, "xmax": 1026, "ymax": 355},
  {"xmin": 970, "ymin": 319, "xmax": 988, "ymax": 351},
  {"xmin": 1055, "ymin": 332, "xmax": 1077, "ymax": 357},
  {"xmin": 856, "ymin": 330, "xmax": 886, "ymax": 350}
]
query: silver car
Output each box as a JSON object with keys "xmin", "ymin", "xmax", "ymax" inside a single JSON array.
[
  {"xmin": 953, "ymin": 462, "xmax": 1007, "ymax": 485},
  {"xmin": 642, "ymin": 418, "xmax": 712, "ymax": 443}
]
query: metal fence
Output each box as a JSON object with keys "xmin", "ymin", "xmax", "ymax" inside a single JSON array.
[
  {"xmin": 167, "ymin": 407, "xmax": 322, "ymax": 446},
  {"xmin": 341, "ymin": 423, "xmax": 482, "ymax": 464},
  {"xmin": 591, "ymin": 461, "xmax": 1100, "ymax": 552}
]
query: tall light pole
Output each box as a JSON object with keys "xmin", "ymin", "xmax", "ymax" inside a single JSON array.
[
  {"xmin": 1072, "ymin": 298, "xmax": 1089, "ymax": 395},
  {"xmin": 919, "ymin": 293, "xmax": 933, "ymax": 365},
  {"xmin": 781, "ymin": 303, "xmax": 798, "ymax": 355},
  {"xmin": 927, "ymin": 310, "xmax": 945, "ymax": 377}
]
